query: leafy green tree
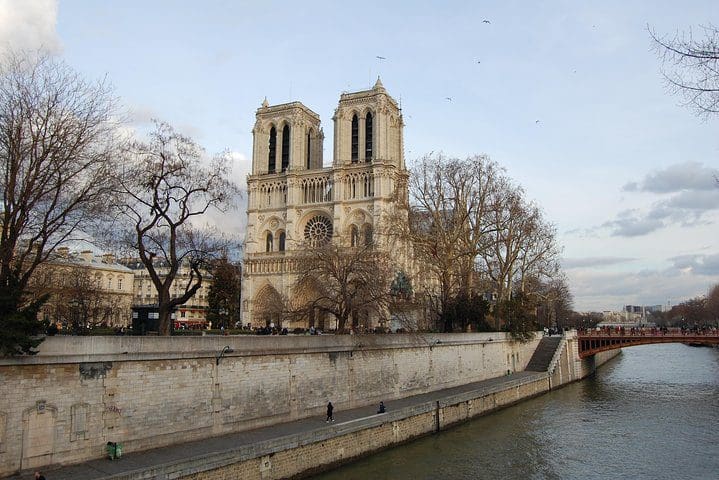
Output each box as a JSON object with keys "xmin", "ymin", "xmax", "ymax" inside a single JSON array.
[
  {"xmin": 496, "ymin": 293, "xmax": 537, "ymax": 342},
  {"xmin": 442, "ymin": 292, "xmax": 491, "ymax": 332}
]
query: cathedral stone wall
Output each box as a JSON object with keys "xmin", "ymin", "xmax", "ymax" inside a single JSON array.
[{"xmin": 0, "ymin": 333, "xmax": 538, "ymax": 476}]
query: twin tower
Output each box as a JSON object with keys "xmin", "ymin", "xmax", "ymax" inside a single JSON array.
[{"xmin": 242, "ymin": 79, "xmax": 409, "ymax": 329}]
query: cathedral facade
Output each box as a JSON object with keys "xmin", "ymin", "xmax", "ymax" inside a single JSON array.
[{"xmin": 241, "ymin": 79, "xmax": 410, "ymax": 330}]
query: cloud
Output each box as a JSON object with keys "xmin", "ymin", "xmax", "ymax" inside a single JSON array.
[
  {"xmin": 602, "ymin": 212, "xmax": 664, "ymax": 237},
  {"xmin": 622, "ymin": 161, "xmax": 719, "ymax": 193},
  {"xmin": 605, "ymin": 161, "xmax": 719, "ymax": 237},
  {"xmin": 568, "ymin": 253, "xmax": 719, "ymax": 311},
  {"xmin": 562, "ymin": 256, "xmax": 637, "ymax": 269},
  {"xmin": 668, "ymin": 253, "xmax": 719, "ymax": 276},
  {"xmin": 0, "ymin": 0, "xmax": 61, "ymax": 55}
]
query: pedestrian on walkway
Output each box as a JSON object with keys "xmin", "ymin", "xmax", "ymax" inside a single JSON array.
[
  {"xmin": 35, "ymin": 472, "xmax": 46, "ymax": 480},
  {"xmin": 326, "ymin": 401, "xmax": 334, "ymax": 422},
  {"xmin": 377, "ymin": 401, "xmax": 386, "ymax": 414}
]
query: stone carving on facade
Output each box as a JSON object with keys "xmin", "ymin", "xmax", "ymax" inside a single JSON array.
[
  {"xmin": 352, "ymin": 210, "xmax": 365, "ymax": 222},
  {"xmin": 79, "ymin": 362, "xmax": 112, "ymax": 380},
  {"xmin": 269, "ymin": 218, "xmax": 279, "ymax": 229},
  {"xmin": 258, "ymin": 214, "xmax": 265, "ymax": 222}
]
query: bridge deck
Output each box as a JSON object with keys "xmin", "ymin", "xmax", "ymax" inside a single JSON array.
[{"xmin": 578, "ymin": 329, "xmax": 719, "ymax": 357}]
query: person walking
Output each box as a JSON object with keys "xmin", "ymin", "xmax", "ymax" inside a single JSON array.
[
  {"xmin": 377, "ymin": 401, "xmax": 386, "ymax": 414},
  {"xmin": 35, "ymin": 472, "xmax": 46, "ymax": 480},
  {"xmin": 326, "ymin": 401, "xmax": 334, "ymax": 422}
]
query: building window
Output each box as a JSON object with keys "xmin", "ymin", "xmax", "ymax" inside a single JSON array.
[
  {"xmin": 364, "ymin": 224, "xmax": 373, "ymax": 246},
  {"xmin": 350, "ymin": 225, "xmax": 359, "ymax": 247},
  {"xmin": 278, "ymin": 231, "xmax": 286, "ymax": 251},
  {"xmin": 351, "ymin": 114, "xmax": 359, "ymax": 162},
  {"xmin": 266, "ymin": 232, "xmax": 273, "ymax": 252},
  {"xmin": 365, "ymin": 112, "xmax": 373, "ymax": 161},
  {"xmin": 304, "ymin": 215, "xmax": 333, "ymax": 246},
  {"xmin": 268, "ymin": 126, "xmax": 277, "ymax": 173},
  {"xmin": 281, "ymin": 125, "xmax": 290, "ymax": 172},
  {"xmin": 306, "ymin": 131, "xmax": 312, "ymax": 169},
  {"xmin": 117, "ymin": 277, "xmax": 123, "ymax": 290}
]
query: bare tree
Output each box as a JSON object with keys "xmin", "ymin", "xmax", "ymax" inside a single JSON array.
[
  {"xmin": 649, "ymin": 24, "xmax": 719, "ymax": 118},
  {"xmin": 32, "ymin": 262, "xmax": 124, "ymax": 332},
  {"xmin": 0, "ymin": 51, "xmax": 119, "ymax": 355},
  {"xmin": 115, "ymin": 121, "xmax": 238, "ymax": 335},
  {"xmin": 292, "ymin": 244, "xmax": 393, "ymax": 333},
  {"xmin": 397, "ymin": 154, "xmax": 501, "ymax": 331},
  {"xmin": 705, "ymin": 283, "xmax": 719, "ymax": 324}
]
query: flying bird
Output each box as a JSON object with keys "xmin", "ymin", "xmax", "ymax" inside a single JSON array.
[
  {"xmin": 482, "ymin": 19, "xmax": 491, "ymax": 24},
  {"xmin": 535, "ymin": 120, "xmax": 541, "ymax": 124},
  {"xmin": 376, "ymin": 56, "xmax": 386, "ymax": 60},
  {"xmin": 476, "ymin": 60, "xmax": 481, "ymax": 64},
  {"xmin": 445, "ymin": 97, "xmax": 453, "ymax": 101}
]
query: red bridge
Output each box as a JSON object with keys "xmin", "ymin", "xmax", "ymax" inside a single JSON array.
[{"xmin": 578, "ymin": 328, "xmax": 719, "ymax": 358}]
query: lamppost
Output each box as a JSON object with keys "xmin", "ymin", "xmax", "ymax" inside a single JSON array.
[
  {"xmin": 68, "ymin": 299, "xmax": 80, "ymax": 334},
  {"xmin": 215, "ymin": 345, "xmax": 234, "ymax": 365}
]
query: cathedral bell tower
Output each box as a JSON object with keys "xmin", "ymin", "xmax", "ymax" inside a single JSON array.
[
  {"xmin": 332, "ymin": 77, "xmax": 404, "ymax": 169},
  {"xmin": 251, "ymin": 100, "xmax": 324, "ymax": 175}
]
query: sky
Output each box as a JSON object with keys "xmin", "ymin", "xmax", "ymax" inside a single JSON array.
[{"xmin": 1, "ymin": 0, "xmax": 718, "ymax": 312}]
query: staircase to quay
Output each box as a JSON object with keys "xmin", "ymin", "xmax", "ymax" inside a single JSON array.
[{"xmin": 525, "ymin": 336, "xmax": 562, "ymax": 372}]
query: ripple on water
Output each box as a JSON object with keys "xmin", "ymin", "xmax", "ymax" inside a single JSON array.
[{"xmin": 309, "ymin": 343, "xmax": 719, "ymax": 480}]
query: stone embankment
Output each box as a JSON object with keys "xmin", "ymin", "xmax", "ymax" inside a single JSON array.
[{"xmin": 0, "ymin": 331, "xmax": 618, "ymax": 479}]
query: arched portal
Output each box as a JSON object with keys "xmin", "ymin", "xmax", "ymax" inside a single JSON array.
[
  {"xmin": 292, "ymin": 277, "xmax": 332, "ymax": 331},
  {"xmin": 253, "ymin": 284, "xmax": 284, "ymax": 328}
]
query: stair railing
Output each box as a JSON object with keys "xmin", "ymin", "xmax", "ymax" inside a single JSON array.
[{"xmin": 546, "ymin": 335, "xmax": 567, "ymax": 375}]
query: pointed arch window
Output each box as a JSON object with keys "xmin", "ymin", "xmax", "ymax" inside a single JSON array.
[
  {"xmin": 350, "ymin": 225, "xmax": 360, "ymax": 247},
  {"xmin": 266, "ymin": 232, "xmax": 273, "ymax": 252},
  {"xmin": 306, "ymin": 131, "xmax": 312, "ymax": 169},
  {"xmin": 268, "ymin": 126, "xmax": 277, "ymax": 173},
  {"xmin": 365, "ymin": 112, "xmax": 373, "ymax": 161},
  {"xmin": 281, "ymin": 125, "xmax": 290, "ymax": 172},
  {"xmin": 363, "ymin": 224, "xmax": 373, "ymax": 246},
  {"xmin": 278, "ymin": 231, "xmax": 286, "ymax": 251},
  {"xmin": 351, "ymin": 114, "xmax": 359, "ymax": 162}
]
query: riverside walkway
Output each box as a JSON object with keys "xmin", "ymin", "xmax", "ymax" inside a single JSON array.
[{"xmin": 10, "ymin": 371, "xmax": 545, "ymax": 480}]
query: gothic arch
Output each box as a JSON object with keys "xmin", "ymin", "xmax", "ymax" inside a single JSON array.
[
  {"xmin": 253, "ymin": 283, "xmax": 283, "ymax": 327},
  {"xmin": 364, "ymin": 110, "xmax": 374, "ymax": 161},
  {"xmin": 264, "ymin": 231, "xmax": 273, "ymax": 252},
  {"xmin": 351, "ymin": 112, "xmax": 359, "ymax": 162},
  {"xmin": 306, "ymin": 127, "xmax": 315, "ymax": 169},
  {"xmin": 268, "ymin": 123, "xmax": 277, "ymax": 173},
  {"xmin": 281, "ymin": 122, "xmax": 290, "ymax": 172},
  {"xmin": 291, "ymin": 276, "xmax": 331, "ymax": 330},
  {"xmin": 362, "ymin": 223, "xmax": 374, "ymax": 246}
]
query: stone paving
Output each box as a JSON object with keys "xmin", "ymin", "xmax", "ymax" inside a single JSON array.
[{"xmin": 9, "ymin": 371, "xmax": 545, "ymax": 480}]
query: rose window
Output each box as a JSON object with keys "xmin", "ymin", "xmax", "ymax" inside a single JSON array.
[{"xmin": 304, "ymin": 215, "xmax": 333, "ymax": 246}]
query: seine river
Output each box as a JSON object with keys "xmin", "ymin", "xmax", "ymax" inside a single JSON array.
[{"xmin": 311, "ymin": 343, "xmax": 719, "ymax": 480}]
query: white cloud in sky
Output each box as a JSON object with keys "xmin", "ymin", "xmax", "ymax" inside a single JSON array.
[
  {"xmin": 0, "ymin": 0, "xmax": 61, "ymax": 55},
  {"xmin": 567, "ymin": 256, "xmax": 717, "ymax": 312},
  {"xmin": 604, "ymin": 162, "xmax": 719, "ymax": 237}
]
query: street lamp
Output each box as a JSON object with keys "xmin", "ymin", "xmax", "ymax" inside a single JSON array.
[{"xmin": 215, "ymin": 345, "xmax": 234, "ymax": 365}]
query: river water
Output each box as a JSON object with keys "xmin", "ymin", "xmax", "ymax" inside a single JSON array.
[{"xmin": 311, "ymin": 343, "xmax": 719, "ymax": 480}]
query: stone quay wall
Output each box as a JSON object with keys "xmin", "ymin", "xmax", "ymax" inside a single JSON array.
[
  {"xmin": 0, "ymin": 332, "xmax": 539, "ymax": 476},
  {"xmin": 176, "ymin": 333, "xmax": 619, "ymax": 480}
]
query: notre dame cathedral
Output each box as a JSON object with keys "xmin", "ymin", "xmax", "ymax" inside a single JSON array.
[{"xmin": 241, "ymin": 79, "xmax": 412, "ymax": 330}]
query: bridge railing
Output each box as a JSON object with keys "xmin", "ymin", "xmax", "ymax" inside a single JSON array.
[{"xmin": 579, "ymin": 327, "xmax": 719, "ymax": 337}]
